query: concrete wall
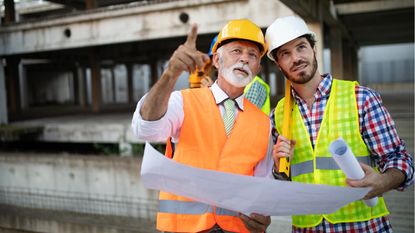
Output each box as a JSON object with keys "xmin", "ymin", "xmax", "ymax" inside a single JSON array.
[{"xmin": 0, "ymin": 153, "xmax": 158, "ymax": 218}]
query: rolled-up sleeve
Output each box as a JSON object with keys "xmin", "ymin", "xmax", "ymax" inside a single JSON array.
[
  {"xmin": 360, "ymin": 87, "xmax": 414, "ymax": 190},
  {"xmin": 131, "ymin": 91, "xmax": 184, "ymax": 143}
]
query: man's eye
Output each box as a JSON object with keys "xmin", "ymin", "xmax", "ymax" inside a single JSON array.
[
  {"xmin": 279, "ymin": 52, "xmax": 288, "ymax": 58},
  {"xmin": 249, "ymin": 53, "xmax": 258, "ymax": 59}
]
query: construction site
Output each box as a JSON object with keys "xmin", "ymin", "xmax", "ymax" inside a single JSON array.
[{"xmin": 0, "ymin": 0, "xmax": 413, "ymax": 232}]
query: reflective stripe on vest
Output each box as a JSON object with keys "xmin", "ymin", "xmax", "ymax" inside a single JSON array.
[
  {"xmin": 159, "ymin": 200, "xmax": 213, "ymax": 214},
  {"xmin": 291, "ymin": 156, "xmax": 373, "ymax": 177},
  {"xmin": 159, "ymin": 200, "xmax": 239, "ymax": 216}
]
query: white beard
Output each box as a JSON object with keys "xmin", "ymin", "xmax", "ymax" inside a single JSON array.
[{"xmin": 221, "ymin": 62, "xmax": 254, "ymax": 88}]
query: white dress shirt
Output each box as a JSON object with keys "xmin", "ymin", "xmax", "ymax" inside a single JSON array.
[{"xmin": 131, "ymin": 82, "xmax": 274, "ymax": 177}]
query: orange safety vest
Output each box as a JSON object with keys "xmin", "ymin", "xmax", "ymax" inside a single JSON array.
[{"xmin": 157, "ymin": 88, "xmax": 270, "ymax": 233}]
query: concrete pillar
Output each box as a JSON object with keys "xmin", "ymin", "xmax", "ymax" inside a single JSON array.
[
  {"xmin": 89, "ymin": 54, "xmax": 102, "ymax": 113},
  {"xmin": 85, "ymin": 0, "xmax": 97, "ymax": 10},
  {"xmin": 71, "ymin": 64, "xmax": 86, "ymax": 107},
  {"xmin": 126, "ymin": 64, "xmax": 134, "ymax": 105},
  {"xmin": 261, "ymin": 59, "xmax": 270, "ymax": 86},
  {"xmin": 351, "ymin": 47, "xmax": 358, "ymax": 81},
  {"xmin": 330, "ymin": 27, "xmax": 344, "ymax": 79},
  {"xmin": 343, "ymin": 42, "xmax": 359, "ymax": 81},
  {"xmin": 308, "ymin": 22, "xmax": 324, "ymax": 74},
  {"xmin": 110, "ymin": 67, "xmax": 116, "ymax": 103},
  {"xmin": 5, "ymin": 58, "xmax": 20, "ymax": 119},
  {"xmin": 73, "ymin": 63, "xmax": 88, "ymax": 107},
  {"xmin": 119, "ymin": 141, "xmax": 132, "ymax": 157},
  {"xmin": 4, "ymin": 0, "xmax": 16, "ymax": 23},
  {"xmin": 0, "ymin": 61, "xmax": 8, "ymax": 124},
  {"xmin": 150, "ymin": 58, "xmax": 159, "ymax": 87},
  {"xmin": 19, "ymin": 62, "xmax": 28, "ymax": 109}
]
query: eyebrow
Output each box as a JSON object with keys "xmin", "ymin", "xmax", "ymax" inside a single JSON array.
[
  {"xmin": 296, "ymin": 41, "xmax": 308, "ymax": 47},
  {"xmin": 277, "ymin": 41, "xmax": 308, "ymax": 57},
  {"xmin": 227, "ymin": 43, "xmax": 259, "ymax": 52}
]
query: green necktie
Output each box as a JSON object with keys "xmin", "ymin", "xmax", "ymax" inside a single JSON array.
[{"xmin": 223, "ymin": 99, "xmax": 235, "ymax": 136}]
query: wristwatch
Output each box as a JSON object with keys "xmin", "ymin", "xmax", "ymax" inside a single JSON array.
[{"xmin": 272, "ymin": 166, "xmax": 291, "ymax": 181}]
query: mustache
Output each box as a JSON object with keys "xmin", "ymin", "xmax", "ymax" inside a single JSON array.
[
  {"xmin": 290, "ymin": 60, "xmax": 308, "ymax": 71},
  {"xmin": 233, "ymin": 63, "xmax": 251, "ymax": 75}
]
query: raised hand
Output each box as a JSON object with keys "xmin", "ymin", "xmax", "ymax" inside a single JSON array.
[
  {"xmin": 167, "ymin": 24, "xmax": 210, "ymax": 78},
  {"xmin": 140, "ymin": 24, "xmax": 210, "ymax": 121}
]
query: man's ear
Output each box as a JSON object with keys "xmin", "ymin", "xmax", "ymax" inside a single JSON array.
[{"xmin": 212, "ymin": 53, "xmax": 220, "ymax": 69}]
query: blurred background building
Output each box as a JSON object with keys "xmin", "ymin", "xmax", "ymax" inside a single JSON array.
[{"xmin": 0, "ymin": 0, "xmax": 413, "ymax": 232}]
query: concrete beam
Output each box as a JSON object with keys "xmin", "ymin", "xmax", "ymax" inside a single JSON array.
[
  {"xmin": 280, "ymin": 0, "xmax": 357, "ymax": 48},
  {"xmin": 0, "ymin": 0, "xmax": 291, "ymax": 56},
  {"xmin": 278, "ymin": 0, "xmax": 320, "ymax": 21},
  {"xmin": 336, "ymin": 0, "xmax": 414, "ymax": 15},
  {"xmin": 12, "ymin": 1, "xmax": 66, "ymax": 15}
]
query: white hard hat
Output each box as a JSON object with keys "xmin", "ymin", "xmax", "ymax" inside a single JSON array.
[{"xmin": 265, "ymin": 16, "xmax": 315, "ymax": 61}]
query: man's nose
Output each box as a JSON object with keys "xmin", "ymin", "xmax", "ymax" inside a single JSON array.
[
  {"xmin": 291, "ymin": 51, "xmax": 302, "ymax": 63},
  {"xmin": 239, "ymin": 52, "xmax": 250, "ymax": 64}
]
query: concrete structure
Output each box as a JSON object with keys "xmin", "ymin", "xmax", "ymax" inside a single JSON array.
[
  {"xmin": 0, "ymin": 0, "xmax": 412, "ymax": 122},
  {"xmin": 0, "ymin": 0, "xmax": 413, "ymax": 232},
  {"xmin": 0, "ymin": 0, "xmax": 412, "ymax": 149},
  {"xmin": 0, "ymin": 0, "xmax": 294, "ymax": 122}
]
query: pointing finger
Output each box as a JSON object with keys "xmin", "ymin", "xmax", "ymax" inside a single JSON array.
[{"xmin": 184, "ymin": 24, "xmax": 198, "ymax": 48}]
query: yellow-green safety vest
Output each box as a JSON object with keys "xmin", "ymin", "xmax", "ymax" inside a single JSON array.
[
  {"xmin": 244, "ymin": 76, "xmax": 270, "ymax": 115},
  {"xmin": 274, "ymin": 79, "xmax": 389, "ymax": 228}
]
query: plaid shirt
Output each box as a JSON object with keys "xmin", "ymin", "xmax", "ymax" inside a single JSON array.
[
  {"xmin": 245, "ymin": 79, "xmax": 267, "ymax": 109},
  {"xmin": 270, "ymin": 74, "xmax": 414, "ymax": 232}
]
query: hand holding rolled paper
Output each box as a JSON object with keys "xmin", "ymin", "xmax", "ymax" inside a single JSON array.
[{"xmin": 329, "ymin": 138, "xmax": 378, "ymax": 207}]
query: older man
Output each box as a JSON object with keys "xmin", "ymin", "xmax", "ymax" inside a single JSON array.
[{"xmin": 132, "ymin": 19, "xmax": 273, "ymax": 233}]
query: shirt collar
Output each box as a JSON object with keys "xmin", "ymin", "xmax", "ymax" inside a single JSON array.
[
  {"xmin": 319, "ymin": 73, "xmax": 333, "ymax": 97},
  {"xmin": 291, "ymin": 73, "xmax": 333, "ymax": 101},
  {"xmin": 210, "ymin": 81, "xmax": 244, "ymax": 110}
]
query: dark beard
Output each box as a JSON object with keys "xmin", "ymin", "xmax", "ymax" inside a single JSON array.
[{"xmin": 282, "ymin": 55, "xmax": 318, "ymax": 85}]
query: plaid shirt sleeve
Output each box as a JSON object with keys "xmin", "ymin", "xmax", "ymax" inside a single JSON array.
[
  {"xmin": 357, "ymin": 85, "xmax": 414, "ymax": 190},
  {"xmin": 245, "ymin": 80, "xmax": 267, "ymax": 109}
]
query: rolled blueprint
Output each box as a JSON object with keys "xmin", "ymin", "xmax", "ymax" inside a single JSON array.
[{"xmin": 329, "ymin": 138, "xmax": 378, "ymax": 207}]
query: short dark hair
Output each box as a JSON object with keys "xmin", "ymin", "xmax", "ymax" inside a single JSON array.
[{"xmin": 272, "ymin": 34, "xmax": 316, "ymax": 61}]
